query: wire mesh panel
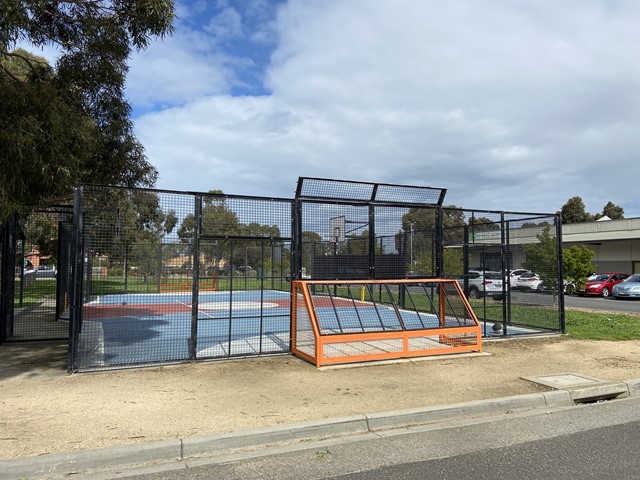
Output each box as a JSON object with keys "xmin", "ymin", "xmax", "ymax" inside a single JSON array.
[
  {"xmin": 70, "ymin": 186, "xmax": 294, "ymax": 371},
  {"xmin": 295, "ymin": 178, "xmax": 444, "ymax": 282},
  {"xmin": 195, "ymin": 239, "xmax": 292, "ymax": 359},
  {"xmin": 440, "ymin": 208, "xmax": 563, "ymax": 337},
  {"xmin": 374, "ymin": 205, "xmax": 438, "ymax": 278},
  {"xmin": 72, "ymin": 187, "xmax": 197, "ymax": 369},
  {"xmin": 292, "ymin": 279, "xmax": 481, "ymax": 367},
  {"xmin": 297, "ymin": 177, "xmax": 446, "ymax": 205},
  {"xmin": 1, "ymin": 218, "xmax": 17, "ymax": 344},
  {"xmin": 299, "ymin": 202, "xmax": 372, "ymax": 280},
  {"xmin": 2, "ymin": 208, "xmax": 72, "ymax": 342},
  {"xmin": 504, "ymin": 213, "xmax": 564, "ymax": 335}
]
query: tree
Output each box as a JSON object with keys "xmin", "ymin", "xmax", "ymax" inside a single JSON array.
[
  {"xmin": 177, "ymin": 191, "xmax": 286, "ymax": 273},
  {"xmin": 398, "ymin": 205, "xmax": 465, "ymax": 253},
  {"xmin": 1, "ymin": 49, "xmax": 96, "ymax": 219},
  {"xmin": 468, "ymin": 216, "xmax": 499, "ymax": 232},
  {"xmin": 95, "ymin": 189, "xmax": 176, "ymax": 283},
  {"xmin": 602, "ymin": 201, "xmax": 624, "ymax": 220},
  {"xmin": 559, "ymin": 197, "xmax": 593, "ymax": 224},
  {"xmin": 562, "ymin": 245, "xmax": 594, "ymax": 294},
  {"xmin": 1, "ymin": 1, "xmax": 175, "ymax": 221},
  {"xmin": 522, "ymin": 226, "xmax": 559, "ymax": 291}
]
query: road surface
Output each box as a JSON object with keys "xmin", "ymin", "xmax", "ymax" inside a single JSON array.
[{"xmin": 83, "ymin": 396, "xmax": 640, "ymax": 480}]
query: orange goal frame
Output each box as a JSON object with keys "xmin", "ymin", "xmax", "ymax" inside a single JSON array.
[{"xmin": 291, "ymin": 279, "xmax": 482, "ymax": 367}]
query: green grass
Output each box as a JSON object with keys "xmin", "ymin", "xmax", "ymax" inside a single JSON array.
[
  {"xmin": 88, "ymin": 275, "xmax": 291, "ymax": 295},
  {"xmin": 565, "ymin": 309, "xmax": 640, "ymax": 340},
  {"xmin": 13, "ymin": 279, "xmax": 57, "ymax": 307},
  {"xmin": 16, "ymin": 276, "xmax": 640, "ymax": 341}
]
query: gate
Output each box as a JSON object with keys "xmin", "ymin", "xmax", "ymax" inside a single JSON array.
[
  {"xmin": 440, "ymin": 208, "xmax": 565, "ymax": 337},
  {"xmin": 0, "ymin": 208, "xmax": 72, "ymax": 343}
]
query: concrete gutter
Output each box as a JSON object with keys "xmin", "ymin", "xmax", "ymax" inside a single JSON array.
[{"xmin": 2, "ymin": 379, "xmax": 640, "ymax": 480}]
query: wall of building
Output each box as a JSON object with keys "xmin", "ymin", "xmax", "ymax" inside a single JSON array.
[{"xmin": 564, "ymin": 239, "xmax": 640, "ymax": 274}]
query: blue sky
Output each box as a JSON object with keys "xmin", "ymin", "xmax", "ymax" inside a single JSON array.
[{"xmin": 27, "ymin": 0, "xmax": 640, "ymax": 218}]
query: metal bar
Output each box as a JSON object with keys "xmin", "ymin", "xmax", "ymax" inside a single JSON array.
[
  {"xmin": 325, "ymin": 286, "xmax": 345, "ymax": 334},
  {"xmin": 80, "ymin": 182, "xmax": 293, "ymax": 203},
  {"xmin": 198, "ymin": 234, "xmax": 292, "ymax": 241},
  {"xmin": 190, "ymin": 195, "xmax": 202, "ymax": 361},
  {"xmin": 364, "ymin": 283, "xmax": 388, "ymax": 331},
  {"xmin": 382, "ymin": 283, "xmax": 406, "ymax": 330},
  {"xmin": 345, "ymin": 284, "xmax": 366, "ymax": 331},
  {"xmin": 68, "ymin": 186, "xmax": 85, "ymax": 372},
  {"xmin": 368, "ymin": 197, "xmax": 377, "ymax": 279},
  {"xmin": 227, "ymin": 241, "xmax": 234, "ymax": 355},
  {"xmin": 556, "ymin": 215, "xmax": 566, "ymax": 333},
  {"xmin": 403, "ymin": 285, "xmax": 428, "ymax": 329},
  {"xmin": 436, "ymin": 207, "xmax": 444, "ymax": 277}
]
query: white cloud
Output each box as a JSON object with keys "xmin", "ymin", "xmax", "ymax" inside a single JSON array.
[
  {"xmin": 133, "ymin": 0, "xmax": 640, "ymax": 217},
  {"xmin": 205, "ymin": 6, "xmax": 243, "ymax": 40},
  {"xmin": 127, "ymin": 28, "xmax": 234, "ymax": 108}
]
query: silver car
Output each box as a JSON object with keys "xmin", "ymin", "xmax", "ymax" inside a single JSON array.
[{"xmin": 612, "ymin": 274, "xmax": 640, "ymax": 299}]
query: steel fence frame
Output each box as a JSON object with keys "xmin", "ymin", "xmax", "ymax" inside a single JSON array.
[{"xmin": 1, "ymin": 178, "xmax": 564, "ymax": 371}]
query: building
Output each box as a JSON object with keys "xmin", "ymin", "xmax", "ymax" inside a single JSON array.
[{"xmin": 562, "ymin": 217, "xmax": 640, "ymax": 274}]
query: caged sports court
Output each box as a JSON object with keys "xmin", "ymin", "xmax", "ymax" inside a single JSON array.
[{"xmin": 0, "ymin": 177, "xmax": 565, "ymax": 372}]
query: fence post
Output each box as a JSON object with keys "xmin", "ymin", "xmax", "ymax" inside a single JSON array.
[
  {"xmin": 190, "ymin": 195, "xmax": 202, "ymax": 360},
  {"xmin": 556, "ymin": 215, "xmax": 565, "ymax": 333},
  {"xmin": 68, "ymin": 185, "xmax": 85, "ymax": 372},
  {"xmin": 0, "ymin": 217, "xmax": 17, "ymax": 345}
]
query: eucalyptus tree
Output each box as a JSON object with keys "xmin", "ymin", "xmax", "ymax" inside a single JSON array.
[{"xmin": 1, "ymin": 1, "xmax": 175, "ymax": 221}]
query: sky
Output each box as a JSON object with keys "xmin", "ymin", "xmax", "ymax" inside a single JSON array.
[{"xmin": 29, "ymin": 0, "xmax": 640, "ymax": 218}]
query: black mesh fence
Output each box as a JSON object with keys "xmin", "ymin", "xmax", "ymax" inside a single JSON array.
[
  {"xmin": 0, "ymin": 208, "xmax": 72, "ymax": 342},
  {"xmin": 1, "ymin": 178, "xmax": 564, "ymax": 369},
  {"xmin": 296, "ymin": 178, "xmax": 443, "ymax": 281},
  {"xmin": 441, "ymin": 208, "xmax": 564, "ymax": 337},
  {"xmin": 68, "ymin": 185, "xmax": 294, "ymax": 371}
]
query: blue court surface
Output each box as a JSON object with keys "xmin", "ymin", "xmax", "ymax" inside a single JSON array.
[
  {"xmin": 74, "ymin": 290, "xmax": 544, "ymax": 369},
  {"xmin": 76, "ymin": 290, "xmax": 292, "ymax": 368}
]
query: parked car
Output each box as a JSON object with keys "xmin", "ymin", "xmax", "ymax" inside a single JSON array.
[
  {"xmin": 458, "ymin": 270, "xmax": 504, "ymax": 300},
  {"xmin": 405, "ymin": 270, "xmax": 424, "ymax": 279},
  {"xmin": 508, "ymin": 269, "xmax": 528, "ymax": 287},
  {"xmin": 575, "ymin": 272, "xmax": 629, "ymax": 298},
  {"xmin": 515, "ymin": 271, "xmax": 544, "ymax": 291},
  {"xmin": 35, "ymin": 265, "xmax": 57, "ymax": 278},
  {"xmin": 612, "ymin": 274, "xmax": 640, "ymax": 299}
]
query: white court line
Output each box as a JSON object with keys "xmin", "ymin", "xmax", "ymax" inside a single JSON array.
[
  {"xmin": 174, "ymin": 301, "xmax": 218, "ymax": 319},
  {"xmin": 174, "ymin": 300, "xmax": 280, "ymax": 319}
]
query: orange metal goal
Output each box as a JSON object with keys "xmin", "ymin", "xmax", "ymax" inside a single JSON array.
[{"xmin": 292, "ymin": 278, "xmax": 482, "ymax": 367}]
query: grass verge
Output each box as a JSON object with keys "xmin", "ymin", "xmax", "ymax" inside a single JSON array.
[{"xmin": 565, "ymin": 309, "xmax": 640, "ymax": 341}]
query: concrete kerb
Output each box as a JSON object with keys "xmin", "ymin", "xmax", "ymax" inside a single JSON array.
[
  {"xmin": 0, "ymin": 440, "xmax": 182, "ymax": 480},
  {"xmin": 2, "ymin": 381, "xmax": 640, "ymax": 480}
]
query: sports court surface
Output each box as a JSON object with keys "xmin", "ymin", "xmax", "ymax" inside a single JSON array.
[
  {"xmin": 75, "ymin": 287, "xmax": 539, "ymax": 369},
  {"xmin": 79, "ymin": 290, "xmax": 292, "ymax": 367}
]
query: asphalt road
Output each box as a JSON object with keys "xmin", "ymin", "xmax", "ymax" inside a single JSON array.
[
  {"xmin": 564, "ymin": 294, "xmax": 640, "ymax": 314},
  {"xmin": 86, "ymin": 396, "xmax": 640, "ymax": 480},
  {"xmin": 336, "ymin": 419, "xmax": 640, "ymax": 480}
]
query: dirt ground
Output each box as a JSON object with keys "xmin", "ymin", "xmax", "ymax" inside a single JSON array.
[{"xmin": 2, "ymin": 336, "xmax": 640, "ymax": 460}]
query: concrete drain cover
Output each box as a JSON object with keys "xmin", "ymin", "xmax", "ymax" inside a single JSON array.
[{"xmin": 521, "ymin": 373, "xmax": 606, "ymax": 389}]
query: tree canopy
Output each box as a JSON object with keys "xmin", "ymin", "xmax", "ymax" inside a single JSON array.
[
  {"xmin": 562, "ymin": 245, "xmax": 594, "ymax": 286},
  {"xmin": 559, "ymin": 197, "xmax": 593, "ymax": 224},
  {"xmin": 1, "ymin": 1, "xmax": 175, "ymax": 222},
  {"xmin": 559, "ymin": 196, "xmax": 625, "ymax": 224},
  {"xmin": 601, "ymin": 201, "xmax": 624, "ymax": 220},
  {"xmin": 522, "ymin": 226, "xmax": 559, "ymax": 291}
]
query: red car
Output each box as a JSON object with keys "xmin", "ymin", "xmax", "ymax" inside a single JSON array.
[{"xmin": 575, "ymin": 272, "xmax": 629, "ymax": 297}]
